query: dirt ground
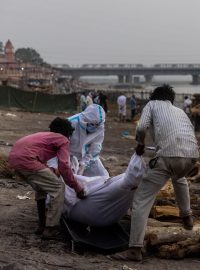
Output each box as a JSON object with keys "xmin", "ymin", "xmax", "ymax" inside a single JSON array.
[{"xmin": 0, "ymin": 105, "xmax": 200, "ymax": 270}]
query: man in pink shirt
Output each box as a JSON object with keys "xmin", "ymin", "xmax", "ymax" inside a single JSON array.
[{"xmin": 9, "ymin": 117, "xmax": 85, "ymax": 237}]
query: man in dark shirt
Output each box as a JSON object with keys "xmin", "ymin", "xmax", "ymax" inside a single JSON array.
[
  {"xmin": 130, "ymin": 94, "xmax": 137, "ymax": 120},
  {"xmin": 99, "ymin": 91, "xmax": 108, "ymax": 113}
]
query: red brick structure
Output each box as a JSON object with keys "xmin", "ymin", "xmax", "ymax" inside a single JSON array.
[
  {"xmin": 0, "ymin": 39, "xmax": 15, "ymax": 63},
  {"xmin": 4, "ymin": 40, "xmax": 15, "ymax": 63}
]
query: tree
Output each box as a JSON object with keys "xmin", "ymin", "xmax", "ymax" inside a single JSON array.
[
  {"xmin": 15, "ymin": 47, "xmax": 44, "ymax": 64},
  {"xmin": 0, "ymin": 41, "xmax": 3, "ymax": 53}
]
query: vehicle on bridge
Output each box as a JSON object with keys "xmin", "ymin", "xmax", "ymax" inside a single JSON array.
[
  {"xmin": 154, "ymin": 63, "xmax": 200, "ymax": 69},
  {"xmin": 81, "ymin": 63, "xmax": 144, "ymax": 69},
  {"xmin": 52, "ymin": 64, "xmax": 70, "ymax": 68}
]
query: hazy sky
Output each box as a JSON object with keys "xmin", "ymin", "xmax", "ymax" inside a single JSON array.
[{"xmin": 1, "ymin": 0, "xmax": 200, "ymax": 65}]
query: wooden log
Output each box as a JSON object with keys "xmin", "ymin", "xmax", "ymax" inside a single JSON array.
[
  {"xmin": 151, "ymin": 205, "xmax": 180, "ymax": 219},
  {"xmin": 146, "ymin": 224, "xmax": 200, "ymax": 246},
  {"xmin": 157, "ymin": 181, "xmax": 174, "ymax": 199},
  {"xmin": 0, "ymin": 153, "xmax": 14, "ymax": 178},
  {"xmin": 155, "ymin": 198, "xmax": 176, "ymax": 207},
  {"xmin": 187, "ymin": 162, "xmax": 200, "ymax": 182},
  {"xmin": 147, "ymin": 218, "xmax": 181, "ymax": 228},
  {"xmin": 158, "ymin": 238, "xmax": 200, "ymax": 259}
]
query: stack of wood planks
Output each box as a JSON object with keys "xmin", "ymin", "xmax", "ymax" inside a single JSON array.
[{"xmin": 145, "ymin": 173, "xmax": 200, "ymax": 259}]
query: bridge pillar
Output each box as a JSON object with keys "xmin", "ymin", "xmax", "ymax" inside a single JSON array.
[
  {"xmin": 125, "ymin": 75, "xmax": 132, "ymax": 84},
  {"xmin": 192, "ymin": 75, "xmax": 200, "ymax": 85},
  {"xmin": 144, "ymin": 74, "xmax": 153, "ymax": 84},
  {"xmin": 72, "ymin": 76, "xmax": 80, "ymax": 81},
  {"xmin": 133, "ymin": 76, "xmax": 140, "ymax": 84},
  {"xmin": 118, "ymin": 75, "xmax": 124, "ymax": 84}
]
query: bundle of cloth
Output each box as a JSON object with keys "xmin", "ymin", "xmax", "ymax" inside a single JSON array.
[{"xmin": 48, "ymin": 153, "xmax": 146, "ymax": 227}]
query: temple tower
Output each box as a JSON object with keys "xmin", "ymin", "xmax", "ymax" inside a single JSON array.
[{"xmin": 4, "ymin": 39, "xmax": 15, "ymax": 62}]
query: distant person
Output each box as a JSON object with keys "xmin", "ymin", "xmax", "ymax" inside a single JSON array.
[
  {"xmin": 99, "ymin": 91, "xmax": 108, "ymax": 113},
  {"xmin": 93, "ymin": 91, "xmax": 100, "ymax": 104},
  {"xmin": 86, "ymin": 92, "xmax": 93, "ymax": 107},
  {"xmin": 183, "ymin": 96, "xmax": 192, "ymax": 117},
  {"xmin": 80, "ymin": 92, "xmax": 87, "ymax": 111},
  {"xmin": 130, "ymin": 94, "xmax": 137, "ymax": 121},
  {"xmin": 8, "ymin": 118, "xmax": 85, "ymax": 238},
  {"xmin": 117, "ymin": 94, "xmax": 127, "ymax": 122}
]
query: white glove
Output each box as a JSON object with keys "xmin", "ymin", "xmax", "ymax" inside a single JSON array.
[{"xmin": 77, "ymin": 163, "xmax": 86, "ymax": 175}]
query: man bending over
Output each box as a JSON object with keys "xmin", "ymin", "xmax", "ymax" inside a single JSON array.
[{"xmin": 9, "ymin": 117, "xmax": 85, "ymax": 238}]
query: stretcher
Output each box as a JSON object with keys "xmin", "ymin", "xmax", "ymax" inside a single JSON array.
[{"xmin": 61, "ymin": 215, "xmax": 129, "ymax": 251}]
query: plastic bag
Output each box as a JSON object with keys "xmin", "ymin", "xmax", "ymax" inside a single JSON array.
[
  {"xmin": 119, "ymin": 153, "xmax": 146, "ymax": 190},
  {"xmin": 64, "ymin": 174, "xmax": 108, "ymax": 213}
]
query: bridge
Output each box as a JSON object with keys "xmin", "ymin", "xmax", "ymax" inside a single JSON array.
[{"xmin": 53, "ymin": 63, "xmax": 200, "ymax": 84}]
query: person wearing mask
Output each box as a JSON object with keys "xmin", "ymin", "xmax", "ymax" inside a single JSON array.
[
  {"xmin": 111, "ymin": 84, "xmax": 199, "ymax": 261},
  {"xmin": 68, "ymin": 104, "xmax": 109, "ymax": 177},
  {"xmin": 8, "ymin": 117, "xmax": 86, "ymax": 238}
]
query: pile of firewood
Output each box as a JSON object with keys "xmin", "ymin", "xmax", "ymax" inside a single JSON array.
[
  {"xmin": 145, "ymin": 170, "xmax": 200, "ymax": 259},
  {"xmin": 146, "ymin": 219, "xmax": 200, "ymax": 259},
  {"xmin": 0, "ymin": 153, "xmax": 14, "ymax": 178}
]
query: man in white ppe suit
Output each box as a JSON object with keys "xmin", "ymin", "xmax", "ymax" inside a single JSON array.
[
  {"xmin": 68, "ymin": 104, "xmax": 109, "ymax": 177},
  {"xmin": 117, "ymin": 95, "xmax": 127, "ymax": 122}
]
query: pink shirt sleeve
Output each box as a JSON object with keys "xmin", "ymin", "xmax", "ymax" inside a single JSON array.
[{"xmin": 56, "ymin": 138, "xmax": 82, "ymax": 193}]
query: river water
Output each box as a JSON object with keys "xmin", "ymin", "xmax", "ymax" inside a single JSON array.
[
  {"xmin": 82, "ymin": 76, "xmax": 200, "ymax": 95},
  {"xmin": 151, "ymin": 76, "xmax": 200, "ymax": 94}
]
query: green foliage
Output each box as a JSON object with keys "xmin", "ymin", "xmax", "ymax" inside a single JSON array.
[
  {"xmin": 0, "ymin": 41, "xmax": 3, "ymax": 53},
  {"xmin": 15, "ymin": 47, "xmax": 44, "ymax": 64}
]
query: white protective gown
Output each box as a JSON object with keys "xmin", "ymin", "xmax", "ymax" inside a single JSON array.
[{"xmin": 68, "ymin": 104, "xmax": 109, "ymax": 177}]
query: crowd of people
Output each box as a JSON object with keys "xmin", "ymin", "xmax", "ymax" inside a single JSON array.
[
  {"xmin": 8, "ymin": 85, "xmax": 199, "ymax": 261},
  {"xmin": 79, "ymin": 91, "xmax": 108, "ymax": 113},
  {"xmin": 80, "ymin": 90, "xmax": 138, "ymax": 123}
]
